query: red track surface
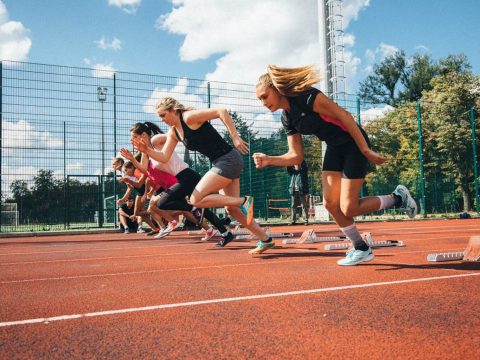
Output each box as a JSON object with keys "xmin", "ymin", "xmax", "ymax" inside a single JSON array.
[{"xmin": 1, "ymin": 219, "xmax": 479, "ymax": 359}]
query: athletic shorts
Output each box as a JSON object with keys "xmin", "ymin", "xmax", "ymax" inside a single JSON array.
[
  {"xmin": 211, "ymin": 149, "xmax": 243, "ymax": 179},
  {"xmin": 133, "ymin": 184, "xmax": 145, "ymax": 197},
  {"xmin": 322, "ymin": 127, "xmax": 371, "ymax": 179}
]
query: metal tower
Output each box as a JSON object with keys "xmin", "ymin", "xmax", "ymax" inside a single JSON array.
[{"xmin": 319, "ymin": 0, "xmax": 346, "ymax": 105}]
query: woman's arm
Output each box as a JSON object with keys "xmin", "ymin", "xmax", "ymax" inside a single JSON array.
[
  {"xmin": 312, "ymin": 93, "xmax": 388, "ymax": 165},
  {"xmin": 132, "ymin": 130, "xmax": 177, "ymax": 163},
  {"xmin": 253, "ymin": 133, "xmax": 304, "ymax": 168},
  {"xmin": 119, "ymin": 148, "xmax": 148, "ymax": 174},
  {"xmin": 184, "ymin": 108, "xmax": 249, "ymax": 154}
]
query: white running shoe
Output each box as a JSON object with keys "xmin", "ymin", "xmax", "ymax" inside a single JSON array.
[
  {"xmin": 337, "ymin": 248, "xmax": 374, "ymax": 266},
  {"xmin": 137, "ymin": 226, "xmax": 145, "ymax": 233},
  {"xmin": 393, "ymin": 185, "xmax": 418, "ymax": 218},
  {"xmin": 201, "ymin": 227, "xmax": 218, "ymax": 241}
]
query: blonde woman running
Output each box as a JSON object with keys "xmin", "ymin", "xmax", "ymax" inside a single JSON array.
[
  {"xmin": 133, "ymin": 98, "xmax": 273, "ymax": 253},
  {"xmin": 253, "ymin": 65, "xmax": 417, "ymax": 265}
]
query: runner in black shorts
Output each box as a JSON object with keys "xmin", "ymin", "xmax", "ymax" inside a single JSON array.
[
  {"xmin": 133, "ymin": 98, "xmax": 273, "ymax": 253},
  {"xmin": 253, "ymin": 65, "xmax": 418, "ymax": 266}
]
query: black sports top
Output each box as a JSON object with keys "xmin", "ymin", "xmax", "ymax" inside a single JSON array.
[
  {"xmin": 174, "ymin": 112, "xmax": 233, "ymax": 162},
  {"xmin": 281, "ymin": 88, "xmax": 353, "ymax": 145}
]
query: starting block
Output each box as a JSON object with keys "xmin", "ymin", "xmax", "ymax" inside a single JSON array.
[
  {"xmin": 282, "ymin": 229, "xmax": 347, "ymax": 244},
  {"xmin": 427, "ymin": 252, "xmax": 465, "ymax": 262},
  {"xmin": 324, "ymin": 239, "xmax": 405, "ymax": 250},
  {"xmin": 427, "ymin": 236, "xmax": 480, "ymax": 262}
]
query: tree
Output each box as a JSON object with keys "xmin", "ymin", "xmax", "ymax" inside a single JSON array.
[{"xmin": 358, "ymin": 51, "xmax": 406, "ymax": 106}]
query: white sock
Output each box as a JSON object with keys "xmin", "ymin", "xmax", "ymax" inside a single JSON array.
[
  {"xmin": 377, "ymin": 195, "xmax": 396, "ymax": 210},
  {"xmin": 340, "ymin": 223, "xmax": 368, "ymax": 250}
]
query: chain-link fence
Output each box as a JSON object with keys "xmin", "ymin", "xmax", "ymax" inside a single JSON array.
[{"xmin": 0, "ymin": 61, "xmax": 478, "ymax": 232}]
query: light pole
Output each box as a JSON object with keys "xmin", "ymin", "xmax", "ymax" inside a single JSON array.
[
  {"xmin": 97, "ymin": 87, "xmax": 107, "ymax": 227},
  {"xmin": 97, "ymin": 87, "xmax": 108, "ymax": 175}
]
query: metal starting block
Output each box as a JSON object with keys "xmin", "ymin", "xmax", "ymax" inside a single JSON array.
[
  {"xmin": 324, "ymin": 239, "xmax": 405, "ymax": 250},
  {"xmin": 282, "ymin": 229, "xmax": 347, "ymax": 244},
  {"xmin": 236, "ymin": 232, "xmax": 294, "ymax": 240},
  {"xmin": 427, "ymin": 252, "xmax": 465, "ymax": 262}
]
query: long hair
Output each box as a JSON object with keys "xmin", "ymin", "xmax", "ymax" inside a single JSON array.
[
  {"xmin": 155, "ymin": 97, "xmax": 194, "ymax": 113},
  {"xmin": 130, "ymin": 121, "xmax": 164, "ymax": 137},
  {"xmin": 257, "ymin": 65, "xmax": 321, "ymax": 96}
]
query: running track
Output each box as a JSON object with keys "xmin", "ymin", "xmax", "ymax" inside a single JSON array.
[{"xmin": 0, "ymin": 219, "xmax": 479, "ymax": 359}]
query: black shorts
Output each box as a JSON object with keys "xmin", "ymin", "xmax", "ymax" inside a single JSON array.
[
  {"xmin": 134, "ymin": 184, "xmax": 146, "ymax": 196},
  {"xmin": 322, "ymin": 128, "xmax": 371, "ymax": 179}
]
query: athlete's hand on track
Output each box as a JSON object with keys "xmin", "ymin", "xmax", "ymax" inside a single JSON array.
[
  {"xmin": 252, "ymin": 152, "xmax": 269, "ymax": 169},
  {"xmin": 233, "ymin": 136, "xmax": 249, "ymax": 155},
  {"xmin": 363, "ymin": 149, "xmax": 389, "ymax": 165},
  {"xmin": 463, "ymin": 236, "xmax": 480, "ymax": 261},
  {"xmin": 120, "ymin": 147, "xmax": 134, "ymax": 161}
]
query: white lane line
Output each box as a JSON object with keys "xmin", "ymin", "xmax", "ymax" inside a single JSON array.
[
  {"xmin": 1, "ymin": 272, "xmax": 479, "ymax": 328},
  {"xmin": 0, "ymin": 258, "xmax": 327, "ymax": 284},
  {"xmin": 0, "ymin": 247, "xmax": 467, "ymax": 284},
  {"xmin": 0, "ymin": 241, "xmax": 214, "ymax": 257},
  {"xmin": 0, "ymin": 233, "xmax": 469, "ymax": 260},
  {"xmin": 1, "ymin": 223, "xmax": 479, "ymax": 253}
]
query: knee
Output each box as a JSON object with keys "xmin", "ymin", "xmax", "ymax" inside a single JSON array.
[
  {"xmin": 189, "ymin": 191, "xmax": 204, "ymax": 207},
  {"xmin": 340, "ymin": 203, "xmax": 357, "ymax": 218},
  {"xmin": 323, "ymin": 198, "xmax": 340, "ymax": 214}
]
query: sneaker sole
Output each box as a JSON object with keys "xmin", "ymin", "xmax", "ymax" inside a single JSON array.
[
  {"xmin": 337, "ymin": 253, "xmax": 374, "ymax": 266},
  {"xmin": 248, "ymin": 245, "xmax": 274, "ymax": 255}
]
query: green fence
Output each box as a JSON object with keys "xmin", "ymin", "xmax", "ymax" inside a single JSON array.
[{"xmin": 0, "ymin": 60, "xmax": 478, "ymax": 232}]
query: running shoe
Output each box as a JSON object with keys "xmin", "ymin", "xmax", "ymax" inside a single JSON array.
[
  {"xmin": 393, "ymin": 185, "xmax": 418, "ymax": 218},
  {"xmin": 137, "ymin": 226, "xmax": 146, "ymax": 233},
  {"xmin": 216, "ymin": 232, "xmax": 235, "ymax": 248},
  {"xmin": 192, "ymin": 207, "xmax": 205, "ymax": 225},
  {"xmin": 201, "ymin": 227, "xmax": 218, "ymax": 241},
  {"xmin": 154, "ymin": 226, "xmax": 172, "ymax": 239},
  {"xmin": 337, "ymin": 247, "xmax": 374, "ymax": 266},
  {"xmin": 124, "ymin": 227, "xmax": 130, "ymax": 234},
  {"xmin": 240, "ymin": 196, "xmax": 254, "ymax": 225},
  {"xmin": 146, "ymin": 228, "xmax": 160, "ymax": 236},
  {"xmin": 248, "ymin": 240, "xmax": 275, "ymax": 254}
]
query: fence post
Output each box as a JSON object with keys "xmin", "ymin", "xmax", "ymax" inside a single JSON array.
[
  {"xmin": 113, "ymin": 73, "xmax": 117, "ymax": 227},
  {"xmin": 471, "ymin": 107, "xmax": 479, "ymax": 213},
  {"xmin": 416, "ymin": 102, "xmax": 426, "ymax": 215},
  {"xmin": 356, "ymin": 98, "xmax": 365, "ymax": 204},
  {"xmin": 0, "ymin": 61, "xmax": 2, "ymax": 232},
  {"xmin": 63, "ymin": 121, "xmax": 67, "ymax": 229}
]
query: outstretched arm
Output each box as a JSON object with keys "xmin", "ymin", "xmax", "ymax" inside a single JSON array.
[
  {"xmin": 119, "ymin": 148, "xmax": 148, "ymax": 174},
  {"xmin": 184, "ymin": 108, "xmax": 249, "ymax": 154},
  {"xmin": 312, "ymin": 93, "xmax": 388, "ymax": 165},
  {"xmin": 253, "ymin": 133, "xmax": 304, "ymax": 169},
  {"xmin": 132, "ymin": 130, "xmax": 177, "ymax": 163}
]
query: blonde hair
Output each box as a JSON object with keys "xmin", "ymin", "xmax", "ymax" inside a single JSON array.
[
  {"xmin": 155, "ymin": 97, "xmax": 194, "ymax": 113},
  {"xmin": 256, "ymin": 65, "xmax": 321, "ymax": 96}
]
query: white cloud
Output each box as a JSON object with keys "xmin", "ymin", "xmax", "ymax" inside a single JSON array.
[
  {"xmin": 158, "ymin": 0, "xmax": 368, "ymax": 96},
  {"xmin": 378, "ymin": 43, "xmax": 399, "ymax": 60},
  {"xmin": 414, "ymin": 45, "xmax": 430, "ymax": 53},
  {"xmin": 95, "ymin": 36, "xmax": 122, "ymax": 51},
  {"xmin": 108, "ymin": 0, "xmax": 141, "ymax": 14},
  {"xmin": 66, "ymin": 162, "xmax": 84, "ymax": 171},
  {"xmin": 1, "ymin": 164, "xmax": 38, "ymax": 196},
  {"xmin": 2, "ymin": 120, "xmax": 63, "ymax": 151},
  {"xmin": 342, "ymin": 0, "xmax": 370, "ymax": 29},
  {"xmin": 92, "ymin": 63, "xmax": 116, "ymax": 78},
  {"xmin": 360, "ymin": 105, "xmax": 394, "ymax": 124},
  {"xmin": 0, "ymin": 1, "xmax": 31, "ymax": 61}
]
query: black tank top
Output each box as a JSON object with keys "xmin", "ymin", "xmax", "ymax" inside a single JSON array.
[{"xmin": 174, "ymin": 112, "xmax": 233, "ymax": 162}]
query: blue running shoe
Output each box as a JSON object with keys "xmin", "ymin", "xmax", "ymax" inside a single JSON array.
[
  {"xmin": 393, "ymin": 185, "xmax": 418, "ymax": 218},
  {"xmin": 240, "ymin": 196, "xmax": 254, "ymax": 225},
  {"xmin": 248, "ymin": 240, "xmax": 275, "ymax": 255},
  {"xmin": 337, "ymin": 247, "xmax": 374, "ymax": 266}
]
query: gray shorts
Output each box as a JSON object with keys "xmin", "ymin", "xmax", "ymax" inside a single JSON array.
[{"xmin": 211, "ymin": 149, "xmax": 244, "ymax": 179}]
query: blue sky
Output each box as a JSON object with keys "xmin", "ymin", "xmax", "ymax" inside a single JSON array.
[{"xmin": 3, "ymin": 0, "xmax": 479, "ymax": 93}]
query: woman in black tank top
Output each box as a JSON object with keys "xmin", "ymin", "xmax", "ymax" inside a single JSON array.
[
  {"xmin": 253, "ymin": 65, "xmax": 418, "ymax": 266},
  {"xmin": 133, "ymin": 97, "xmax": 274, "ymax": 254}
]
